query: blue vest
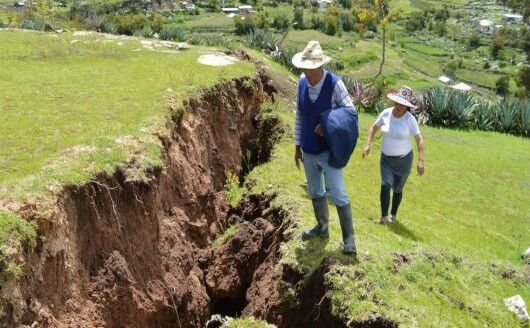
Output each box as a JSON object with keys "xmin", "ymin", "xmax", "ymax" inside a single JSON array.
[{"xmin": 298, "ymin": 72, "xmax": 339, "ymax": 154}]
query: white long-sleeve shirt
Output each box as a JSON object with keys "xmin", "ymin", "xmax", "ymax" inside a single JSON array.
[{"xmin": 294, "ymin": 71, "xmax": 355, "ymax": 146}]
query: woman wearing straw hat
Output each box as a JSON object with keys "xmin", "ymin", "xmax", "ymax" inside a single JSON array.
[
  {"xmin": 362, "ymin": 86, "xmax": 425, "ymax": 224},
  {"xmin": 292, "ymin": 40, "xmax": 357, "ymax": 255}
]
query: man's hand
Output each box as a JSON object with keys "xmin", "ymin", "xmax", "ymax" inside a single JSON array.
[
  {"xmin": 362, "ymin": 145, "xmax": 370, "ymax": 158},
  {"xmin": 295, "ymin": 146, "xmax": 303, "ymax": 170},
  {"xmin": 314, "ymin": 124, "xmax": 324, "ymax": 137},
  {"xmin": 417, "ymin": 160, "xmax": 425, "ymax": 176}
]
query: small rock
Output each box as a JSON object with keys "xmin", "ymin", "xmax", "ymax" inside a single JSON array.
[
  {"xmin": 504, "ymin": 295, "xmax": 529, "ymax": 322},
  {"xmin": 522, "ymin": 248, "xmax": 530, "ymax": 264},
  {"xmin": 177, "ymin": 42, "xmax": 189, "ymax": 50}
]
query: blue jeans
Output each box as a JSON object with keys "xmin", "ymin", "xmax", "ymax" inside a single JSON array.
[{"xmin": 303, "ymin": 150, "xmax": 350, "ymax": 207}]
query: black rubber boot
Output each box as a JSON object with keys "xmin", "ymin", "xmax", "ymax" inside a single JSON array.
[
  {"xmin": 302, "ymin": 197, "xmax": 329, "ymax": 240},
  {"xmin": 337, "ymin": 203, "xmax": 356, "ymax": 254}
]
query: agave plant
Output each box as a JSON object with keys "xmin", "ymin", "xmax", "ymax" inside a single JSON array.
[
  {"xmin": 246, "ymin": 29, "xmax": 278, "ymax": 52},
  {"xmin": 474, "ymin": 100, "xmax": 498, "ymax": 131},
  {"xmin": 425, "ymin": 87, "xmax": 452, "ymax": 125},
  {"xmin": 496, "ymin": 99, "xmax": 518, "ymax": 133},
  {"xmin": 450, "ymin": 91, "xmax": 477, "ymax": 128},
  {"xmin": 345, "ymin": 80, "xmax": 379, "ymax": 113},
  {"xmin": 519, "ymin": 101, "xmax": 530, "ymax": 137}
]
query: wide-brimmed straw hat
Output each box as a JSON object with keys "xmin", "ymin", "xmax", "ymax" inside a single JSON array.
[
  {"xmin": 387, "ymin": 86, "xmax": 418, "ymax": 109},
  {"xmin": 291, "ymin": 41, "xmax": 332, "ymax": 69}
]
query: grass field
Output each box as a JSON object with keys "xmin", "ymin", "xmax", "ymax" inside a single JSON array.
[
  {"xmin": 242, "ymin": 60, "xmax": 530, "ymax": 326},
  {"xmin": 182, "ymin": 12, "xmax": 235, "ymax": 31},
  {"xmin": 0, "ymin": 30, "xmax": 254, "ymax": 201},
  {"xmin": 0, "ymin": 24, "xmax": 528, "ymax": 326}
]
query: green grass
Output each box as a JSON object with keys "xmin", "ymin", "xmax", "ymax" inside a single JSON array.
[
  {"xmin": 0, "ymin": 30, "xmax": 254, "ymax": 200},
  {"xmin": 212, "ymin": 223, "xmax": 239, "ymax": 248},
  {"xmin": 403, "ymin": 42, "xmax": 448, "ymax": 56},
  {"xmin": 284, "ymin": 29, "xmax": 352, "ymax": 50},
  {"xmin": 0, "ymin": 211, "xmax": 37, "ymax": 280},
  {"xmin": 456, "ymin": 68, "xmax": 500, "ymax": 90},
  {"xmin": 245, "ymin": 78, "xmax": 530, "ymax": 326},
  {"xmin": 182, "ymin": 13, "xmax": 235, "ymax": 31}
]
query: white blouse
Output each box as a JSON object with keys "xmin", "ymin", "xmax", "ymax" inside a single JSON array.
[{"xmin": 375, "ymin": 107, "xmax": 420, "ymax": 156}]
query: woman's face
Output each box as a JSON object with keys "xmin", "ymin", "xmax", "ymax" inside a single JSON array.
[{"xmin": 393, "ymin": 103, "xmax": 408, "ymax": 117}]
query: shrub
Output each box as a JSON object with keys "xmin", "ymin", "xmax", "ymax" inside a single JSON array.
[
  {"xmin": 450, "ymin": 91, "xmax": 477, "ymax": 127},
  {"xmin": 151, "ymin": 13, "xmax": 164, "ymax": 33},
  {"xmin": 112, "ymin": 13, "xmax": 149, "ymax": 35},
  {"xmin": 496, "ymin": 99, "xmax": 518, "ymax": 133},
  {"xmin": 405, "ymin": 12, "xmax": 426, "ymax": 32},
  {"xmin": 421, "ymin": 87, "xmax": 529, "ymax": 136},
  {"xmin": 21, "ymin": 19, "xmax": 45, "ymax": 31},
  {"xmin": 336, "ymin": 0, "xmax": 352, "ymax": 9},
  {"xmin": 272, "ymin": 12, "xmax": 291, "ymax": 31},
  {"xmin": 323, "ymin": 13, "xmax": 341, "ymax": 36},
  {"xmin": 246, "ymin": 28, "xmax": 278, "ymax": 51},
  {"xmin": 468, "ymin": 32, "xmax": 481, "ymax": 49},
  {"xmin": 134, "ymin": 25, "xmax": 153, "ymax": 38},
  {"xmin": 100, "ymin": 19, "xmax": 118, "ymax": 34},
  {"xmin": 343, "ymin": 78, "xmax": 380, "ymax": 113},
  {"xmin": 235, "ymin": 13, "xmax": 269, "ymax": 35},
  {"xmin": 271, "ymin": 47, "xmax": 299, "ymax": 72},
  {"xmin": 433, "ymin": 21, "xmax": 447, "ymax": 36},
  {"xmin": 310, "ymin": 15, "xmax": 323, "ymax": 30},
  {"xmin": 491, "ymin": 33, "xmax": 505, "ymax": 60},
  {"xmin": 474, "ymin": 100, "xmax": 498, "ymax": 131},
  {"xmin": 515, "ymin": 65, "xmax": 530, "ymax": 97},
  {"xmin": 340, "ymin": 11, "xmax": 354, "ymax": 32},
  {"xmin": 293, "ymin": 7, "xmax": 304, "ymax": 29},
  {"xmin": 495, "ymin": 75, "xmax": 510, "ymax": 97},
  {"xmin": 421, "ymin": 87, "xmax": 453, "ymax": 125},
  {"xmin": 160, "ymin": 26, "xmax": 187, "ymax": 41},
  {"xmin": 235, "ymin": 15, "xmax": 255, "ymax": 35}
]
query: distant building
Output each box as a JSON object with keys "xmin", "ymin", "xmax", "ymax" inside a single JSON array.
[
  {"xmin": 503, "ymin": 14, "xmax": 523, "ymax": 23},
  {"xmin": 438, "ymin": 75, "xmax": 452, "ymax": 84},
  {"xmin": 478, "ymin": 19, "xmax": 495, "ymax": 34},
  {"xmin": 222, "ymin": 7, "xmax": 239, "ymax": 14},
  {"xmin": 13, "ymin": 1, "xmax": 27, "ymax": 12},
  {"xmin": 452, "ymin": 82, "xmax": 472, "ymax": 92},
  {"xmin": 314, "ymin": 0, "xmax": 332, "ymax": 10}
]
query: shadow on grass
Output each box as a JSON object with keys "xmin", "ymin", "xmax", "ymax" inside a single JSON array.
[
  {"xmin": 387, "ymin": 220, "xmax": 422, "ymax": 242},
  {"xmin": 295, "ymin": 236, "xmax": 359, "ymax": 270}
]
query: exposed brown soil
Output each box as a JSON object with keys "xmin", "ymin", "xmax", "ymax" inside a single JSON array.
[
  {"xmin": 0, "ymin": 72, "xmax": 289, "ymax": 328},
  {"xmin": 0, "ymin": 69, "xmax": 397, "ymax": 328}
]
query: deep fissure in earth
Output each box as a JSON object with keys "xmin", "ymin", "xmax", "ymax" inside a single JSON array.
[{"xmin": 0, "ymin": 72, "xmax": 385, "ymax": 328}]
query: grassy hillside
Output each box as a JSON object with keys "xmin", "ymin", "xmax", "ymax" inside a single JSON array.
[
  {"xmin": 246, "ymin": 58, "xmax": 530, "ymax": 326},
  {"xmin": 0, "ymin": 28, "xmax": 528, "ymax": 327},
  {"xmin": 0, "ymin": 30, "xmax": 254, "ymax": 201}
]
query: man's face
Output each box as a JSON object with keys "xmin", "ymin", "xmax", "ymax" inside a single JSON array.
[{"xmin": 303, "ymin": 68, "xmax": 323, "ymax": 82}]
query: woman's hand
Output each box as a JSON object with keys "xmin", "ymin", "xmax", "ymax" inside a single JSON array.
[
  {"xmin": 417, "ymin": 160, "xmax": 425, "ymax": 176},
  {"xmin": 362, "ymin": 145, "xmax": 370, "ymax": 158}
]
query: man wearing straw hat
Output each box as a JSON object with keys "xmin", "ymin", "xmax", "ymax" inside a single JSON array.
[{"xmin": 292, "ymin": 41, "xmax": 357, "ymax": 255}]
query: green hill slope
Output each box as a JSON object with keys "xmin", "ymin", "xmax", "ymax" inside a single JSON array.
[
  {"xmin": 246, "ymin": 58, "xmax": 530, "ymax": 327},
  {"xmin": 0, "ymin": 30, "xmax": 254, "ymax": 200}
]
